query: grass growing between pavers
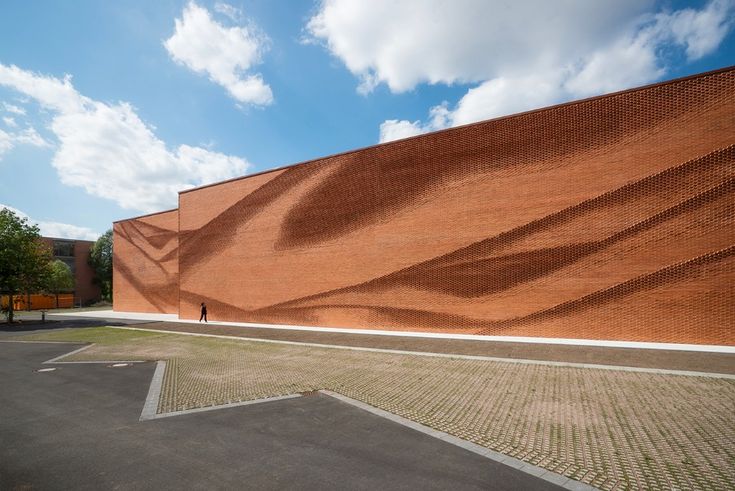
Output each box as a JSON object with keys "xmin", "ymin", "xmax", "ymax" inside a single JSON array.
[
  {"xmin": 12, "ymin": 325, "xmax": 165, "ymax": 344},
  {"xmin": 13, "ymin": 327, "xmax": 735, "ymax": 491}
]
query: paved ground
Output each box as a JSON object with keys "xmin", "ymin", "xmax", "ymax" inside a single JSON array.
[
  {"xmin": 129, "ymin": 321, "xmax": 735, "ymax": 375},
  {"xmin": 0, "ymin": 341, "xmax": 562, "ymax": 491},
  {"xmin": 8, "ymin": 325, "xmax": 735, "ymax": 490},
  {"xmin": 6, "ymin": 312, "xmax": 735, "ymax": 374}
]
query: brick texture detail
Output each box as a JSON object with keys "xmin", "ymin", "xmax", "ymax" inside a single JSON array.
[
  {"xmin": 113, "ymin": 210, "xmax": 178, "ymax": 313},
  {"xmin": 117, "ymin": 68, "xmax": 735, "ymax": 345}
]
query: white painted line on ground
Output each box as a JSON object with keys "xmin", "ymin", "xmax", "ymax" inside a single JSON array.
[
  {"xmin": 41, "ymin": 343, "xmax": 145, "ymax": 365},
  {"xmin": 111, "ymin": 326, "xmax": 735, "ymax": 379},
  {"xmin": 0, "ymin": 340, "xmax": 146, "ymax": 365},
  {"xmin": 42, "ymin": 344, "xmax": 94, "ymax": 363},
  {"xmin": 0, "ymin": 340, "xmax": 83, "ymax": 344},
  {"xmin": 319, "ymin": 390, "xmax": 599, "ymax": 491},
  {"xmin": 140, "ymin": 361, "xmax": 166, "ymax": 421},
  {"xmin": 53, "ymin": 309, "xmax": 735, "ymax": 353}
]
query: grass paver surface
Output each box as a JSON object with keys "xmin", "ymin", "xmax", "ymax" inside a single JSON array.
[{"xmin": 16, "ymin": 327, "xmax": 735, "ymax": 490}]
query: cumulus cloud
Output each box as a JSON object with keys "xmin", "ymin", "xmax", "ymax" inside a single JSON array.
[
  {"xmin": 565, "ymin": 0, "xmax": 734, "ymax": 97},
  {"xmin": 379, "ymin": 103, "xmax": 451, "ymax": 142},
  {"xmin": 164, "ymin": 1, "xmax": 273, "ymax": 105},
  {"xmin": 665, "ymin": 0, "xmax": 735, "ymax": 59},
  {"xmin": 308, "ymin": 0, "xmax": 653, "ymax": 94},
  {"xmin": 0, "ymin": 63, "xmax": 251, "ymax": 213},
  {"xmin": 307, "ymin": 0, "xmax": 734, "ymax": 143},
  {"xmin": 2, "ymin": 116, "xmax": 17, "ymax": 128},
  {"xmin": 0, "ymin": 204, "xmax": 101, "ymax": 241}
]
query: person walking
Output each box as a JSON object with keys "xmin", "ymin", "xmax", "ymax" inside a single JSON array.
[{"xmin": 199, "ymin": 302, "xmax": 208, "ymax": 323}]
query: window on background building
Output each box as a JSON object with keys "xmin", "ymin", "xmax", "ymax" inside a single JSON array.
[
  {"xmin": 53, "ymin": 240, "xmax": 74, "ymax": 257},
  {"xmin": 62, "ymin": 257, "xmax": 76, "ymax": 277}
]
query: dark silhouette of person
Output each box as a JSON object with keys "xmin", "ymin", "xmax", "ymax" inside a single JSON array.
[{"xmin": 199, "ymin": 302, "xmax": 207, "ymax": 323}]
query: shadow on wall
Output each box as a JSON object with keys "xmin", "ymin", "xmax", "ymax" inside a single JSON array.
[{"xmin": 118, "ymin": 69, "xmax": 735, "ymax": 345}]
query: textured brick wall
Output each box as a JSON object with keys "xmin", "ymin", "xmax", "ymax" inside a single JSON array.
[
  {"xmin": 123, "ymin": 68, "xmax": 735, "ymax": 345},
  {"xmin": 113, "ymin": 210, "xmax": 178, "ymax": 313}
]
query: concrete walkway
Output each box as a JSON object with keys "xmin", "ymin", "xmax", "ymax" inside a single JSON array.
[
  {"xmin": 41, "ymin": 310, "xmax": 735, "ymax": 375},
  {"xmin": 51, "ymin": 309, "xmax": 735, "ymax": 353}
]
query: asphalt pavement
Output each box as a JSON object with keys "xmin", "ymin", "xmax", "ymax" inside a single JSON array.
[{"xmin": 0, "ymin": 341, "xmax": 562, "ymax": 490}]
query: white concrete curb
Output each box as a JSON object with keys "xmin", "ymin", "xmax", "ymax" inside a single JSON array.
[
  {"xmin": 52, "ymin": 309, "xmax": 735, "ymax": 353},
  {"xmin": 320, "ymin": 390, "xmax": 599, "ymax": 490}
]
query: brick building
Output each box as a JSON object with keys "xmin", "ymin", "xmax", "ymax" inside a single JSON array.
[
  {"xmin": 113, "ymin": 67, "xmax": 735, "ymax": 346},
  {"xmin": 42, "ymin": 237, "xmax": 101, "ymax": 306}
]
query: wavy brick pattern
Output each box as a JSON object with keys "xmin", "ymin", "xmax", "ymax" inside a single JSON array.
[
  {"xmin": 115, "ymin": 68, "xmax": 735, "ymax": 344},
  {"xmin": 113, "ymin": 210, "xmax": 179, "ymax": 313}
]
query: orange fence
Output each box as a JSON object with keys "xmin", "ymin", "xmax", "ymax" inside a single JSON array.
[{"xmin": 1, "ymin": 294, "xmax": 75, "ymax": 310}]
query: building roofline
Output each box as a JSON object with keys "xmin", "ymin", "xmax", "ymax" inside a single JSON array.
[
  {"xmin": 41, "ymin": 236, "xmax": 96, "ymax": 244},
  {"xmin": 178, "ymin": 65, "xmax": 735, "ymax": 196},
  {"xmin": 113, "ymin": 208, "xmax": 179, "ymax": 224}
]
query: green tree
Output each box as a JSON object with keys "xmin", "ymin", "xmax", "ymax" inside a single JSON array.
[
  {"xmin": 0, "ymin": 208, "xmax": 52, "ymax": 322},
  {"xmin": 46, "ymin": 259, "xmax": 74, "ymax": 308},
  {"xmin": 89, "ymin": 229, "xmax": 113, "ymax": 301}
]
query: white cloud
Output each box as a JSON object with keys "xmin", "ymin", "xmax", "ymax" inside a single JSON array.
[
  {"xmin": 308, "ymin": 0, "xmax": 734, "ymax": 141},
  {"xmin": 665, "ymin": 0, "xmax": 735, "ymax": 59},
  {"xmin": 451, "ymin": 73, "xmax": 566, "ymax": 127},
  {"xmin": 565, "ymin": 0, "xmax": 734, "ymax": 97},
  {"xmin": 164, "ymin": 1, "xmax": 273, "ymax": 106},
  {"xmin": 379, "ymin": 120, "xmax": 423, "ymax": 143},
  {"xmin": 0, "ymin": 63, "xmax": 251, "ymax": 213},
  {"xmin": 0, "ymin": 204, "xmax": 101, "ymax": 241},
  {"xmin": 15, "ymin": 127, "xmax": 50, "ymax": 147},
  {"xmin": 2, "ymin": 116, "xmax": 17, "ymax": 128},
  {"xmin": 308, "ymin": 0, "xmax": 652, "ymax": 94},
  {"xmin": 3, "ymin": 102, "xmax": 26, "ymax": 115},
  {"xmin": 379, "ymin": 103, "xmax": 451, "ymax": 143},
  {"xmin": 0, "ymin": 125, "xmax": 51, "ymax": 157},
  {"xmin": 0, "ymin": 129, "xmax": 12, "ymax": 156},
  {"xmin": 214, "ymin": 2, "xmax": 243, "ymax": 22}
]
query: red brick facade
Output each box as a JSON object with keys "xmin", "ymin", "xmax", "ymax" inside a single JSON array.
[
  {"xmin": 114, "ymin": 67, "xmax": 735, "ymax": 345},
  {"xmin": 113, "ymin": 210, "xmax": 179, "ymax": 313}
]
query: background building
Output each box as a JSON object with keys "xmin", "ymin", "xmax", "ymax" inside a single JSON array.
[
  {"xmin": 4, "ymin": 237, "xmax": 100, "ymax": 310},
  {"xmin": 42, "ymin": 237, "xmax": 101, "ymax": 306},
  {"xmin": 114, "ymin": 67, "xmax": 734, "ymax": 346}
]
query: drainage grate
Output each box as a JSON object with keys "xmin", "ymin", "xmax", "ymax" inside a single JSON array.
[{"xmin": 299, "ymin": 390, "xmax": 321, "ymax": 397}]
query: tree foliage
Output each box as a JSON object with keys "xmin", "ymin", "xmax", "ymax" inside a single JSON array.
[
  {"xmin": 0, "ymin": 208, "xmax": 52, "ymax": 322},
  {"xmin": 89, "ymin": 229, "xmax": 113, "ymax": 301},
  {"xmin": 46, "ymin": 259, "xmax": 74, "ymax": 308}
]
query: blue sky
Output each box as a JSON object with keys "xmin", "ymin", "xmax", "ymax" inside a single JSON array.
[{"xmin": 0, "ymin": 0, "xmax": 733, "ymax": 239}]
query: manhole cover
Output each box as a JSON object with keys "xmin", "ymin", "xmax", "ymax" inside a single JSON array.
[
  {"xmin": 109, "ymin": 363, "xmax": 132, "ymax": 368},
  {"xmin": 36, "ymin": 367, "xmax": 57, "ymax": 372}
]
